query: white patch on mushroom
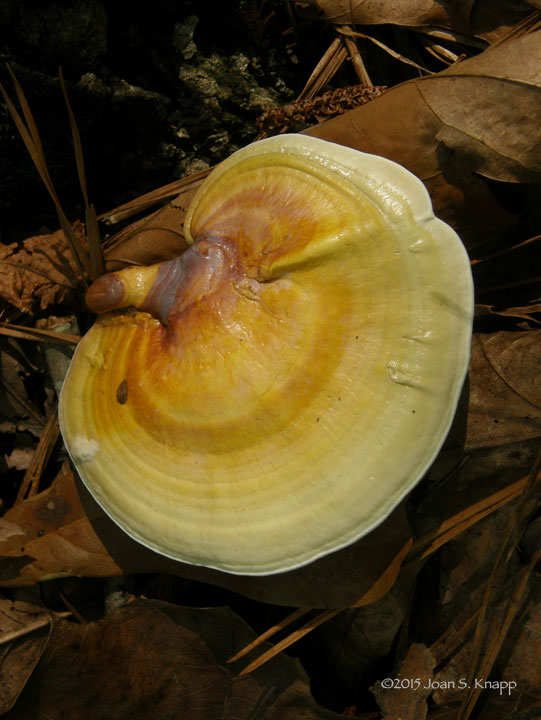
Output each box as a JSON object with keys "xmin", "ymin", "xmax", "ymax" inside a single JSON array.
[
  {"xmin": 71, "ymin": 435, "xmax": 100, "ymax": 463},
  {"xmin": 86, "ymin": 350, "xmax": 105, "ymax": 369},
  {"xmin": 387, "ymin": 360, "xmax": 423, "ymax": 389}
]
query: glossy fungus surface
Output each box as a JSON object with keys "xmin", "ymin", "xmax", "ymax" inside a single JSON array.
[{"xmin": 59, "ymin": 135, "xmax": 473, "ymax": 575}]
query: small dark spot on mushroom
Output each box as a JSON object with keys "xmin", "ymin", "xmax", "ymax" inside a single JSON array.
[
  {"xmin": 117, "ymin": 379, "xmax": 128, "ymax": 404},
  {"xmin": 338, "ymin": 397, "xmax": 341, "ymax": 401},
  {"xmin": 412, "ymin": 410, "xmax": 416, "ymax": 414},
  {"xmin": 316, "ymin": 417, "xmax": 320, "ymax": 423},
  {"xmin": 355, "ymin": 335, "xmax": 359, "ymax": 339}
]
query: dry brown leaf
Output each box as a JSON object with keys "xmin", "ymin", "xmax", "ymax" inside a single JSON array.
[
  {"xmin": 437, "ymin": 499, "xmax": 521, "ymax": 619},
  {"xmin": 305, "ymin": 31, "xmax": 541, "ymax": 248},
  {"xmin": 495, "ymin": 584, "xmax": 541, "ymax": 700},
  {"xmin": 102, "ymin": 192, "xmax": 195, "ymax": 271},
  {"xmin": 0, "ymin": 598, "xmax": 51, "ymax": 713},
  {"xmin": 427, "ymin": 574, "xmax": 541, "ymax": 713},
  {"xmin": 466, "ymin": 331, "xmax": 541, "ymax": 450},
  {"xmin": 409, "ymin": 444, "xmax": 541, "ymax": 715},
  {"xmin": 0, "ymin": 464, "xmax": 412, "ymax": 609},
  {"xmin": 0, "ymin": 228, "xmax": 81, "ymax": 313},
  {"xmin": 297, "ymin": 0, "xmax": 538, "ymax": 40},
  {"xmin": 416, "ymin": 34, "xmax": 541, "ymax": 182},
  {"xmin": 100, "ymin": 171, "xmax": 206, "ymax": 271},
  {"xmin": 0, "ymin": 341, "xmax": 34, "ymax": 423},
  {"xmin": 99, "ymin": 170, "xmax": 208, "ymax": 226},
  {"xmin": 371, "ymin": 643, "xmax": 435, "ymax": 720},
  {"xmin": 4, "ymin": 599, "xmax": 344, "ymax": 720},
  {"xmin": 0, "ymin": 465, "xmax": 124, "ymax": 584},
  {"xmin": 417, "ymin": 395, "xmax": 540, "ymax": 552},
  {"xmin": 306, "ymin": 573, "xmax": 415, "ymax": 705},
  {"xmin": 298, "ymin": 0, "xmax": 459, "ymax": 29}
]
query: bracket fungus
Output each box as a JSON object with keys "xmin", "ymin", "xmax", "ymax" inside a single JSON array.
[{"xmin": 59, "ymin": 135, "xmax": 473, "ymax": 576}]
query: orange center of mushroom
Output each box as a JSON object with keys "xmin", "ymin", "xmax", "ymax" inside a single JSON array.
[{"xmin": 83, "ymin": 231, "xmax": 353, "ymax": 455}]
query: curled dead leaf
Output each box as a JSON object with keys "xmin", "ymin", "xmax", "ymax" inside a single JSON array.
[
  {"xmin": 466, "ymin": 331, "xmax": 541, "ymax": 450},
  {"xmin": 371, "ymin": 643, "xmax": 435, "ymax": 720},
  {"xmin": 305, "ymin": 31, "xmax": 541, "ymax": 247},
  {"xmin": 102, "ymin": 192, "xmax": 195, "ymax": 271},
  {"xmin": 0, "ymin": 228, "xmax": 82, "ymax": 314},
  {"xmin": 4, "ymin": 600, "xmax": 344, "ymax": 720},
  {"xmin": 297, "ymin": 0, "xmax": 538, "ymax": 41},
  {"xmin": 0, "ymin": 599, "xmax": 52, "ymax": 714}
]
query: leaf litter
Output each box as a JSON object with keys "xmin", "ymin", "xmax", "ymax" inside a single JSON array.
[{"xmin": 0, "ymin": 8, "xmax": 541, "ymax": 719}]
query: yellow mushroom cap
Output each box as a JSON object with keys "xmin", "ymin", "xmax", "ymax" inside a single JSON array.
[{"xmin": 59, "ymin": 135, "xmax": 473, "ymax": 575}]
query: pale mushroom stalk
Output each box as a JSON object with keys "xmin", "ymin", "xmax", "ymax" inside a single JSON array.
[
  {"xmin": 85, "ymin": 238, "xmax": 238, "ymax": 327},
  {"xmin": 59, "ymin": 135, "xmax": 473, "ymax": 576}
]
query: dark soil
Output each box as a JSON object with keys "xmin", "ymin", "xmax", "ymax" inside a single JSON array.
[{"xmin": 0, "ymin": 0, "xmax": 328, "ymax": 245}]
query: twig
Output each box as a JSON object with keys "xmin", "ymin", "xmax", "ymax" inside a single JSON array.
[
  {"xmin": 341, "ymin": 30, "xmax": 372, "ymax": 86},
  {"xmin": 422, "ymin": 41, "xmax": 460, "ymax": 65}
]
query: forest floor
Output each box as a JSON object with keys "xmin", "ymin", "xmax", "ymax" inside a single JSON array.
[{"xmin": 0, "ymin": 2, "xmax": 540, "ymax": 718}]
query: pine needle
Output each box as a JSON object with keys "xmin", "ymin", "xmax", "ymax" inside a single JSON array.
[
  {"xmin": 297, "ymin": 37, "xmax": 348, "ymax": 101},
  {"xmin": 86, "ymin": 203, "xmax": 104, "ymax": 279},
  {"xmin": 15, "ymin": 411, "xmax": 60, "ymax": 503},
  {"xmin": 458, "ymin": 450, "xmax": 541, "ymax": 720},
  {"xmin": 0, "ymin": 322, "xmax": 80, "ymax": 346},
  {"xmin": 0, "ymin": 66, "xmax": 90, "ymax": 283},
  {"xmin": 409, "ymin": 475, "xmax": 529, "ymax": 561},
  {"xmin": 59, "ymin": 67, "xmax": 104, "ymax": 280},
  {"xmin": 237, "ymin": 609, "xmax": 341, "ymax": 676},
  {"xmin": 470, "ymin": 234, "xmax": 541, "ymax": 267},
  {"xmin": 58, "ymin": 67, "xmax": 90, "ymax": 209},
  {"xmin": 227, "ymin": 607, "xmax": 309, "ymax": 664},
  {"xmin": 339, "ymin": 26, "xmax": 434, "ymax": 74},
  {"xmin": 99, "ymin": 171, "xmax": 209, "ymax": 226},
  {"xmin": 229, "ymin": 471, "xmax": 532, "ymax": 675}
]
